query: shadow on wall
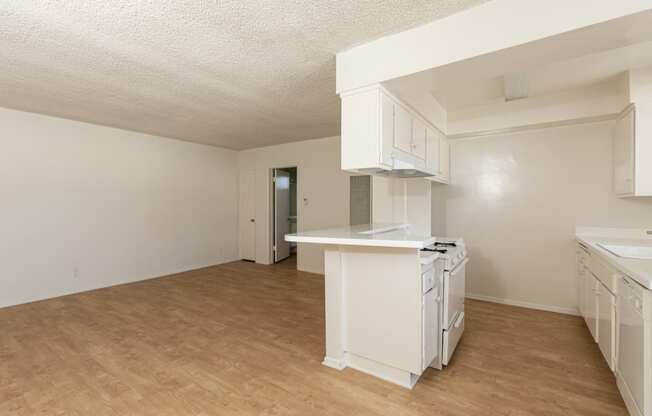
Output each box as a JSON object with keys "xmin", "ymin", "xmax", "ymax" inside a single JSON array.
[{"xmin": 465, "ymin": 249, "xmax": 504, "ymax": 300}]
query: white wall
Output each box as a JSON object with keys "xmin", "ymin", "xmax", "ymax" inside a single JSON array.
[
  {"xmin": 432, "ymin": 121, "xmax": 652, "ymax": 313},
  {"xmin": 372, "ymin": 177, "xmax": 431, "ymax": 233},
  {"xmin": 237, "ymin": 137, "xmax": 350, "ymax": 274},
  {"xmin": 0, "ymin": 107, "xmax": 239, "ymax": 308}
]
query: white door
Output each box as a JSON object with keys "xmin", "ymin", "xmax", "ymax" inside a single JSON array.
[
  {"xmin": 585, "ymin": 274, "xmax": 598, "ymax": 342},
  {"xmin": 614, "ymin": 106, "xmax": 635, "ymax": 195},
  {"xmin": 394, "ymin": 104, "xmax": 413, "ymax": 154},
  {"xmin": 239, "ymin": 170, "xmax": 256, "ymax": 261},
  {"xmin": 273, "ymin": 169, "xmax": 291, "ymax": 263},
  {"xmin": 443, "ymin": 259, "xmax": 467, "ymax": 328},
  {"xmin": 576, "ymin": 245, "xmax": 589, "ymax": 316},
  {"xmin": 380, "ymin": 93, "xmax": 395, "ymax": 166},
  {"xmin": 422, "ymin": 287, "xmax": 438, "ymax": 371},
  {"xmin": 597, "ymin": 282, "xmax": 615, "ymax": 370},
  {"xmin": 411, "ymin": 118, "xmax": 427, "ymax": 160},
  {"xmin": 426, "ymin": 128, "xmax": 440, "ymax": 175},
  {"xmin": 617, "ymin": 275, "xmax": 646, "ymax": 414}
]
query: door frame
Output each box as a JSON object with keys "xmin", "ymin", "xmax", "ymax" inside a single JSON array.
[{"xmin": 269, "ymin": 166, "xmax": 299, "ymax": 265}]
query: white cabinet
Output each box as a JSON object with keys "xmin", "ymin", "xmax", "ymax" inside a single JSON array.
[
  {"xmin": 613, "ymin": 104, "xmax": 652, "ymax": 197},
  {"xmin": 578, "ymin": 241, "xmax": 652, "ymax": 416},
  {"xmin": 597, "ymin": 281, "xmax": 616, "ymax": 370},
  {"xmin": 380, "ymin": 92, "xmax": 395, "ymax": 167},
  {"xmin": 425, "ymin": 128, "xmax": 450, "ymax": 184},
  {"xmin": 411, "ymin": 118, "xmax": 427, "ymax": 160},
  {"xmin": 617, "ymin": 274, "xmax": 651, "ymax": 416},
  {"xmin": 585, "ymin": 273, "xmax": 599, "ymax": 342},
  {"xmin": 422, "ymin": 284, "xmax": 439, "ymax": 371},
  {"xmin": 340, "ymin": 84, "xmax": 446, "ymax": 178},
  {"xmin": 577, "ymin": 243, "xmax": 591, "ymax": 316},
  {"xmin": 614, "ymin": 105, "xmax": 635, "ymax": 196},
  {"xmin": 394, "ymin": 104, "xmax": 413, "ymax": 154},
  {"xmin": 426, "ymin": 128, "xmax": 440, "ymax": 175}
]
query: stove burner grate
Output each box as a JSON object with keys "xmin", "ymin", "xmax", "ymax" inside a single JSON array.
[
  {"xmin": 421, "ymin": 247, "xmax": 448, "ymax": 254},
  {"xmin": 434, "ymin": 241, "xmax": 457, "ymax": 247}
]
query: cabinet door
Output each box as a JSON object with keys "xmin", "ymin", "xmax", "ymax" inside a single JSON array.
[
  {"xmin": 422, "ymin": 288, "xmax": 438, "ymax": 371},
  {"xmin": 394, "ymin": 104, "xmax": 413, "ymax": 154},
  {"xmin": 614, "ymin": 107, "xmax": 635, "ymax": 195},
  {"xmin": 597, "ymin": 283, "xmax": 615, "ymax": 370},
  {"xmin": 617, "ymin": 276, "xmax": 646, "ymax": 414},
  {"xmin": 585, "ymin": 274, "xmax": 598, "ymax": 342},
  {"xmin": 412, "ymin": 118, "xmax": 427, "ymax": 160},
  {"xmin": 380, "ymin": 93, "xmax": 395, "ymax": 166},
  {"xmin": 439, "ymin": 136, "xmax": 450, "ymax": 181},
  {"xmin": 426, "ymin": 128, "xmax": 440, "ymax": 175}
]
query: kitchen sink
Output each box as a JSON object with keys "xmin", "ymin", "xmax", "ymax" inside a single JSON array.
[{"xmin": 598, "ymin": 243, "xmax": 652, "ymax": 260}]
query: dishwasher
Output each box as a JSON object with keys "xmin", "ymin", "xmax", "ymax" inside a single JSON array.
[{"xmin": 617, "ymin": 274, "xmax": 648, "ymax": 416}]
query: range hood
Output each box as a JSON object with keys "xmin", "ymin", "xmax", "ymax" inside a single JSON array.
[{"xmin": 357, "ymin": 159, "xmax": 434, "ymax": 178}]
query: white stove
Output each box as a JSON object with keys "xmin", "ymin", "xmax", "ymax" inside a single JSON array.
[
  {"xmin": 422, "ymin": 239, "xmax": 468, "ymax": 270},
  {"xmin": 420, "ymin": 238, "xmax": 468, "ymax": 369}
]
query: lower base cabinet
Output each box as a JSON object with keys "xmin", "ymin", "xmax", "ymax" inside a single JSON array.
[
  {"xmin": 584, "ymin": 273, "xmax": 599, "ymax": 342},
  {"xmin": 597, "ymin": 281, "xmax": 616, "ymax": 370},
  {"xmin": 577, "ymin": 242, "xmax": 650, "ymax": 416},
  {"xmin": 617, "ymin": 274, "xmax": 650, "ymax": 416}
]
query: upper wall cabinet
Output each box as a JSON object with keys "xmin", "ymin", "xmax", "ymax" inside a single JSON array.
[
  {"xmin": 613, "ymin": 104, "xmax": 652, "ymax": 197},
  {"xmin": 341, "ymin": 84, "xmax": 449, "ymax": 183},
  {"xmin": 425, "ymin": 127, "xmax": 449, "ymax": 184},
  {"xmin": 614, "ymin": 105, "xmax": 635, "ymax": 196}
]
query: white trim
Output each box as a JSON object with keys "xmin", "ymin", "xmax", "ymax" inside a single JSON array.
[
  {"xmin": 322, "ymin": 356, "xmax": 346, "ymax": 370},
  {"xmin": 617, "ymin": 372, "xmax": 643, "ymax": 416},
  {"xmin": 466, "ymin": 293, "xmax": 580, "ymax": 316},
  {"xmin": 345, "ymin": 352, "xmax": 418, "ymax": 389},
  {"xmin": 0, "ymin": 258, "xmax": 240, "ymax": 310},
  {"xmin": 448, "ymin": 114, "xmax": 618, "ymax": 141}
]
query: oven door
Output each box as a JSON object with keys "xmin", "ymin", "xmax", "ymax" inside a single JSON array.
[
  {"xmin": 443, "ymin": 311, "xmax": 464, "ymax": 366},
  {"xmin": 443, "ymin": 258, "xmax": 468, "ymax": 328}
]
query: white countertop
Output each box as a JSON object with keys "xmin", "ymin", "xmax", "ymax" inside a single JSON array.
[
  {"xmin": 285, "ymin": 223, "xmax": 436, "ymax": 249},
  {"xmin": 576, "ymin": 233, "xmax": 652, "ymax": 290}
]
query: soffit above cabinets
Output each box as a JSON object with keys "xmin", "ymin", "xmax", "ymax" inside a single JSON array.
[
  {"xmin": 368, "ymin": 5, "xmax": 652, "ymax": 127},
  {"xmin": 427, "ymin": 41, "xmax": 652, "ymax": 112}
]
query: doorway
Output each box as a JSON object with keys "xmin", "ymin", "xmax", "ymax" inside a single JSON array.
[{"xmin": 272, "ymin": 167, "xmax": 297, "ymax": 263}]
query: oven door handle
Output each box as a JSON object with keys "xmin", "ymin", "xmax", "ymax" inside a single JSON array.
[{"xmin": 450, "ymin": 258, "xmax": 469, "ymax": 276}]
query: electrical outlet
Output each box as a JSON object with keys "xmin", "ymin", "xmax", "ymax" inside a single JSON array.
[{"xmin": 73, "ymin": 267, "xmax": 79, "ymax": 279}]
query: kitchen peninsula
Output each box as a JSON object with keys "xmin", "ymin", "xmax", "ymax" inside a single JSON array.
[{"xmin": 286, "ymin": 223, "xmax": 468, "ymax": 388}]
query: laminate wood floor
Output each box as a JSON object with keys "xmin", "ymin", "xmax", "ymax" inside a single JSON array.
[{"xmin": 0, "ymin": 258, "xmax": 627, "ymax": 415}]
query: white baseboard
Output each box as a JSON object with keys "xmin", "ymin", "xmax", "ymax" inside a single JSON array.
[
  {"xmin": 0, "ymin": 258, "xmax": 240, "ymax": 310},
  {"xmin": 617, "ymin": 371, "xmax": 643, "ymax": 416},
  {"xmin": 322, "ymin": 356, "xmax": 345, "ymax": 370},
  {"xmin": 466, "ymin": 293, "xmax": 580, "ymax": 316}
]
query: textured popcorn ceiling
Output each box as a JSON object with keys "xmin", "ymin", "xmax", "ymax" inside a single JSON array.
[{"xmin": 0, "ymin": 1, "xmax": 488, "ymax": 149}]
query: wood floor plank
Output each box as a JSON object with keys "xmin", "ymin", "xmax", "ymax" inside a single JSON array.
[{"xmin": 0, "ymin": 257, "xmax": 627, "ymax": 415}]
